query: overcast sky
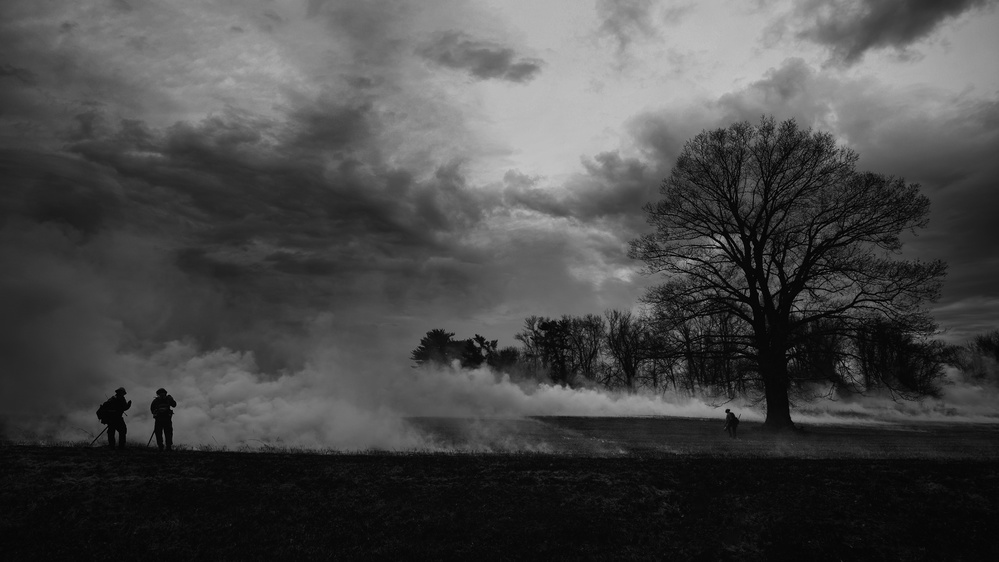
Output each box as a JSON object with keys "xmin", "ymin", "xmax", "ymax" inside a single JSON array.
[{"xmin": 2, "ymin": 0, "xmax": 998, "ymax": 397}]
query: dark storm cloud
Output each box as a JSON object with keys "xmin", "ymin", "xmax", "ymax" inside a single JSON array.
[
  {"xmin": 502, "ymin": 152, "xmax": 657, "ymax": 230},
  {"xmin": 175, "ymin": 248, "xmax": 256, "ymax": 281},
  {"xmin": 64, "ymin": 98, "xmax": 488, "ymax": 262},
  {"xmin": 417, "ymin": 31, "xmax": 543, "ymax": 83},
  {"xmin": 715, "ymin": 58, "xmax": 833, "ymax": 125},
  {"xmin": 265, "ymin": 251, "xmax": 343, "ymax": 276},
  {"xmin": 575, "ymin": 152, "xmax": 657, "ymax": 219},
  {"xmin": 0, "ymin": 149, "xmax": 126, "ymax": 236},
  {"xmin": 0, "ymin": 73, "xmax": 510, "ymax": 376},
  {"xmin": 502, "ymin": 170, "xmax": 570, "ymax": 218},
  {"xmin": 0, "ymin": 63, "xmax": 36, "ymax": 85},
  {"xmin": 782, "ymin": 0, "xmax": 996, "ymax": 65}
]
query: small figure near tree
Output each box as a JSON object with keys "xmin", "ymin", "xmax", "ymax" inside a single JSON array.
[
  {"xmin": 97, "ymin": 387, "xmax": 131, "ymax": 449},
  {"xmin": 723, "ymin": 409, "xmax": 740, "ymax": 439},
  {"xmin": 150, "ymin": 388, "xmax": 177, "ymax": 452}
]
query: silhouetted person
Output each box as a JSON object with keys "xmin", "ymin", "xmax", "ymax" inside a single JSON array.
[
  {"xmin": 103, "ymin": 387, "xmax": 131, "ymax": 449},
  {"xmin": 150, "ymin": 388, "xmax": 177, "ymax": 452},
  {"xmin": 723, "ymin": 408, "xmax": 739, "ymax": 439}
]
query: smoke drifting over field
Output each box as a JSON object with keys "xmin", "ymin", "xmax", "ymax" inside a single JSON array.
[
  {"xmin": 5, "ymin": 327, "xmax": 997, "ymax": 451},
  {"xmin": 2, "ymin": 334, "xmax": 744, "ymax": 449}
]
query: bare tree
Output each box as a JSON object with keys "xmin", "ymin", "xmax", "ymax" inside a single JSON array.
[
  {"xmin": 515, "ymin": 316, "xmax": 545, "ymax": 378},
  {"xmin": 852, "ymin": 318, "xmax": 945, "ymax": 398},
  {"xmin": 515, "ymin": 316, "xmax": 574, "ymax": 384},
  {"xmin": 604, "ymin": 309, "xmax": 647, "ymax": 391},
  {"xmin": 962, "ymin": 329, "xmax": 999, "ymax": 385},
  {"xmin": 630, "ymin": 117, "xmax": 946, "ymax": 430},
  {"xmin": 567, "ymin": 314, "xmax": 606, "ymax": 383}
]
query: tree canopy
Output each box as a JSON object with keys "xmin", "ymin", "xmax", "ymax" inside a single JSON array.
[{"xmin": 629, "ymin": 117, "xmax": 946, "ymax": 429}]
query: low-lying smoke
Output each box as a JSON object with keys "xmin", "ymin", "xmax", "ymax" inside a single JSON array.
[{"xmin": 6, "ymin": 336, "xmax": 997, "ymax": 451}]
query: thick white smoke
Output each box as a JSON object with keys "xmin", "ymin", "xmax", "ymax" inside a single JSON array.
[
  {"xmin": 39, "ymin": 338, "xmax": 746, "ymax": 450},
  {"xmin": 22, "ymin": 337, "xmax": 994, "ymax": 452},
  {"xmin": 393, "ymin": 364, "xmax": 749, "ymax": 419},
  {"xmin": 46, "ymin": 341, "xmax": 425, "ymax": 450}
]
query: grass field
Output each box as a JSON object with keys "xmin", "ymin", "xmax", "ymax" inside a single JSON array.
[{"xmin": 2, "ymin": 417, "xmax": 998, "ymax": 561}]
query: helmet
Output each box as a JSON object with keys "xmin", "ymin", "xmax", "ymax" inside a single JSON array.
[
  {"xmin": 115, "ymin": 387, "xmax": 126, "ymax": 395},
  {"xmin": 156, "ymin": 388, "xmax": 167, "ymax": 395},
  {"xmin": 725, "ymin": 409, "xmax": 730, "ymax": 413}
]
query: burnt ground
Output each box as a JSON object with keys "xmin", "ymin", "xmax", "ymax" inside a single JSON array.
[{"xmin": 2, "ymin": 418, "xmax": 998, "ymax": 561}]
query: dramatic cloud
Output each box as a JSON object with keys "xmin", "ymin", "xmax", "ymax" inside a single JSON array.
[
  {"xmin": 780, "ymin": 0, "xmax": 997, "ymax": 64},
  {"xmin": 417, "ymin": 31, "xmax": 543, "ymax": 83},
  {"xmin": 503, "ymin": 152, "xmax": 658, "ymax": 225}
]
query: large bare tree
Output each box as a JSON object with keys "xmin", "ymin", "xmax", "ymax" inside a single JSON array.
[{"xmin": 630, "ymin": 117, "xmax": 946, "ymax": 430}]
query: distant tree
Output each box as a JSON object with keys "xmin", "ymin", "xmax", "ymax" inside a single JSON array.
[
  {"xmin": 537, "ymin": 317, "xmax": 574, "ymax": 385},
  {"xmin": 852, "ymin": 318, "xmax": 945, "ymax": 398},
  {"xmin": 514, "ymin": 315, "xmax": 601, "ymax": 386},
  {"xmin": 631, "ymin": 117, "xmax": 946, "ymax": 430},
  {"xmin": 463, "ymin": 334, "xmax": 499, "ymax": 369},
  {"xmin": 970, "ymin": 330, "xmax": 999, "ymax": 363},
  {"xmin": 412, "ymin": 330, "xmax": 510, "ymax": 370},
  {"xmin": 952, "ymin": 329, "xmax": 999, "ymax": 386},
  {"xmin": 669, "ymin": 311, "xmax": 751, "ymax": 398},
  {"xmin": 786, "ymin": 318, "xmax": 851, "ymax": 397},
  {"xmin": 491, "ymin": 346, "xmax": 523, "ymax": 373},
  {"xmin": 411, "ymin": 329, "xmax": 464, "ymax": 367},
  {"xmin": 567, "ymin": 314, "xmax": 606, "ymax": 382},
  {"xmin": 604, "ymin": 310, "xmax": 651, "ymax": 392}
]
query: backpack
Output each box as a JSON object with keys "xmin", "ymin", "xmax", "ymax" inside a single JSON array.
[{"xmin": 96, "ymin": 398, "xmax": 114, "ymax": 424}]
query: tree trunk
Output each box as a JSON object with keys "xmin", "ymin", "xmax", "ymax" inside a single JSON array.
[{"xmin": 760, "ymin": 351, "xmax": 796, "ymax": 430}]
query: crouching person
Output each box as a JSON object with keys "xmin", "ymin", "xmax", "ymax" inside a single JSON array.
[{"xmin": 151, "ymin": 388, "xmax": 177, "ymax": 452}]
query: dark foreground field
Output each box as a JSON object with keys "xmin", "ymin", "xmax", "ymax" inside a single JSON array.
[{"xmin": 2, "ymin": 418, "xmax": 998, "ymax": 561}]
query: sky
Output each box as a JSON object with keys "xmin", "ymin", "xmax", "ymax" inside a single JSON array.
[{"xmin": 2, "ymin": 0, "xmax": 998, "ymax": 446}]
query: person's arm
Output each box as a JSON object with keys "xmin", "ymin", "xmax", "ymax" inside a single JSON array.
[{"xmin": 168, "ymin": 396, "xmax": 177, "ymax": 408}]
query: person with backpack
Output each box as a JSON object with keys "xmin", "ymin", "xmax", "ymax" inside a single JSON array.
[
  {"xmin": 98, "ymin": 387, "xmax": 132, "ymax": 449},
  {"xmin": 150, "ymin": 388, "xmax": 177, "ymax": 452},
  {"xmin": 723, "ymin": 408, "xmax": 740, "ymax": 439}
]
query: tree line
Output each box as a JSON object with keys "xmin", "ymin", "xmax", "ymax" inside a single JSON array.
[
  {"xmin": 412, "ymin": 317, "xmax": 999, "ymax": 400},
  {"xmin": 415, "ymin": 116, "xmax": 985, "ymax": 429}
]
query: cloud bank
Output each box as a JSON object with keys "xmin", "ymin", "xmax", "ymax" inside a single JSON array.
[
  {"xmin": 777, "ymin": 0, "xmax": 997, "ymax": 64},
  {"xmin": 418, "ymin": 31, "xmax": 543, "ymax": 83}
]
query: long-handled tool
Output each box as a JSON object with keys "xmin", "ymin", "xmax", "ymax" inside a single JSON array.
[
  {"xmin": 90, "ymin": 426, "xmax": 109, "ymax": 447},
  {"xmin": 147, "ymin": 429, "xmax": 156, "ymax": 448}
]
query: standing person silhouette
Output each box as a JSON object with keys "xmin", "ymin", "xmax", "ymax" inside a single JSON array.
[
  {"xmin": 150, "ymin": 388, "xmax": 177, "ymax": 452},
  {"xmin": 723, "ymin": 409, "xmax": 740, "ymax": 439},
  {"xmin": 103, "ymin": 387, "xmax": 131, "ymax": 449}
]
